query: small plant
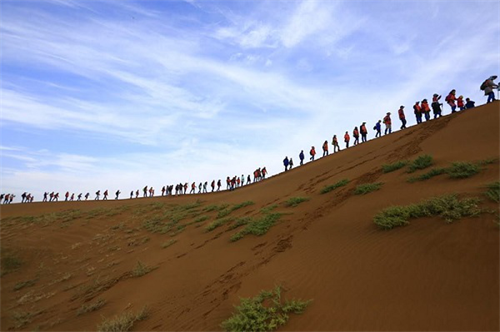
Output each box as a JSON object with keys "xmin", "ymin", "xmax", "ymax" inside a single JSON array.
[
  {"xmin": 485, "ymin": 182, "xmax": 500, "ymax": 202},
  {"xmin": 478, "ymin": 157, "xmax": 498, "ymax": 166},
  {"xmin": 193, "ymin": 215, "xmax": 209, "ymax": 223},
  {"xmin": 13, "ymin": 278, "xmax": 37, "ymax": 291},
  {"xmin": 216, "ymin": 201, "xmax": 254, "ymax": 219},
  {"xmin": 1, "ymin": 250, "xmax": 22, "ymax": 276},
  {"xmin": 97, "ymin": 306, "xmax": 149, "ymax": 332},
  {"xmin": 373, "ymin": 194, "xmax": 482, "ymax": 230},
  {"xmin": 203, "ymin": 204, "xmax": 229, "ymax": 212},
  {"xmin": 446, "ymin": 162, "xmax": 479, "ymax": 179},
  {"xmin": 354, "ymin": 182, "xmax": 383, "ymax": 195},
  {"xmin": 228, "ymin": 217, "xmax": 252, "ymax": 230},
  {"xmin": 407, "ymin": 155, "xmax": 433, "ymax": 173},
  {"xmin": 131, "ymin": 261, "xmax": 156, "ymax": 277},
  {"xmin": 408, "ymin": 168, "xmax": 447, "ymax": 183},
  {"xmin": 77, "ymin": 298, "xmax": 107, "ymax": 316},
  {"xmin": 205, "ymin": 217, "xmax": 234, "ymax": 232},
  {"xmin": 320, "ymin": 179, "xmax": 350, "ymax": 194},
  {"xmin": 284, "ymin": 197, "xmax": 309, "ymax": 207},
  {"xmin": 221, "ymin": 285, "xmax": 311, "ymax": 332},
  {"xmin": 260, "ymin": 204, "xmax": 278, "ymax": 214},
  {"xmin": 11, "ymin": 310, "xmax": 34, "ymax": 328},
  {"xmin": 230, "ymin": 213, "xmax": 282, "ymax": 242},
  {"xmin": 382, "ymin": 161, "xmax": 408, "ymax": 173},
  {"xmin": 161, "ymin": 239, "xmax": 177, "ymax": 249}
]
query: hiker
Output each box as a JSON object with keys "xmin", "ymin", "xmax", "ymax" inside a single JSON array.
[
  {"xmin": 211, "ymin": 180, "xmax": 215, "ymax": 192},
  {"xmin": 184, "ymin": 183, "xmax": 188, "ymax": 194},
  {"xmin": 398, "ymin": 106, "xmax": 407, "ymax": 129},
  {"xmin": 322, "ymin": 140, "xmax": 329, "ymax": 156},
  {"xmin": 217, "ymin": 179, "xmax": 222, "ymax": 191},
  {"xmin": 241, "ymin": 174, "xmax": 245, "ymax": 186},
  {"xmin": 143, "ymin": 186, "xmax": 148, "ymax": 197},
  {"xmin": 236, "ymin": 177, "xmax": 241, "ymax": 187},
  {"xmin": 21, "ymin": 192, "xmax": 26, "ymax": 203},
  {"xmin": 95, "ymin": 190, "xmax": 100, "ymax": 200},
  {"xmin": 310, "ymin": 146, "xmax": 316, "ymax": 161},
  {"xmin": 332, "ymin": 135, "xmax": 340, "ymax": 152},
  {"xmin": 344, "ymin": 131, "xmax": 350, "ymax": 148},
  {"xmin": 54, "ymin": 193, "xmax": 59, "ymax": 201},
  {"xmin": 115, "ymin": 190, "xmax": 121, "ymax": 199},
  {"xmin": 203, "ymin": 182, "xmax": 208, "ymax": 193},
  {"xmin": 3, "ymin": 194, "xmax": 9, "ymax": 204},
  {"xmin": 445, "ymin": 89, "xmax": 458, "ymax": 113},
  {"xmin": 289, "ymin": 158, "xmax": 294, "ymax": 169},
  {"xmin": 198, "ymin": 182, "xmax": 202, "ymax": 194},
  {"xmin": 481, "ymin": 75, "xmax": 498, "ymax": 103},
  {"xmin": 247, "ymin": 175, "xmax": 251, "ymax": 185},
  {"xmin": 383, "ymin": 113, "xmax": 392, "ymax": 135},
  {"xmin": 78, "ymin": 193, "xmax": 82, "ymax": 201},
  {"xmin": 262, "ymin": 167, "xmax": 267, "ymax": 179},
  {"xmin": 135, "ymin": 190, "xmax": 139, "ymax": 198},
  {"xmin": 299, "ymin": 150, "xmax": 305, "ymax": 165},
  {"xmin": 465, "ymin": 98, "xmax": 475, "ymax": 109},
  {"xmin": 432, "ymin": 94, "xmax": 442, "ymax": 119},
  {"xmin": 65, "ymin": 191, "xmax": 69, "ymax": 201},
  {"xmin": 283, "ymin": 156, "xmax": 290, "ymax": 171},
  {"xmin": 130, "ymin": 191, "xmax": 134, "ymax": 199},
  {"xmin": 374, "ymin": 120, "xmax": 382, "ymax": 137},
  {"xmin": 85, "ymin": 192, "xmax": 90, "ymax": 200},
  {"xmin": 190, "ymin": 182, "xmax": 196, "ymax": 194},
  {"xmin": 70, "ymin": 193, "xmax": 74, "ymax": 201},
  {"xmin": 353, "ymin": 127, "xmax": 359, "ymax": 146},
  {"xmin": 421, "ymin": 99, "xmax": 431, "ymax": 121},
  {"xmin": 43, "ymin": 192, "xmax": 48, "ymax": 202},
  {"xmin": 413, "ymin": 101, "xmax": 422, "ymax": 124},
  {"xmin": 161, "ymin": 186, "xmax": 166, "ymax": 196},
  {"xmin": 149, "ymin": 187, "xmax": 154, "ymax": 197},
  {"xmin": 360, "ymin": 122, "xmax": 368, "ymax": 143},
  {"xmin": 457, "ymin": 95, "xmax": 465, "ymax": 111}
]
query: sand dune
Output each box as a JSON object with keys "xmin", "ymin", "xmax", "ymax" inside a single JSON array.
[{"xmin": 1, "ymin": 101, "xmax": 499, "ymax": 331}]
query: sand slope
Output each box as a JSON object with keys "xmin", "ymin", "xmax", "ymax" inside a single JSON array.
[{"xmin": 1, "ymin": 101, "xmax": 499, "ymax": 331}]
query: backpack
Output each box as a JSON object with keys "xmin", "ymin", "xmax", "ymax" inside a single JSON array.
[
  {"xmin": 480, "ymin": 80, "xmax": 488, "ymax": 91},
  {"xmin": 445, "ymin": 95, "xmax": 450, "ymax": 102}
]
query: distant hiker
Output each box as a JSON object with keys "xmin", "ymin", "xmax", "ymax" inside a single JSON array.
[
  {"xmin": 431, "ymin": 94, "xmax": 442, "ymax": 119},
  {"xmin": 184, "ymin": 183, "xmax": 188, "ymax": 194},
  {"xmin": 299, "ymin": 150, "xmax": 305, "ymax": 165},
  {"xmin": 103, "ymin": 190, "xmax": 108, "ymax": 200},
  {"xmin": 445, "ymin": 89, "xmax": 458, "ymax": 113},
  {"xmin": 21, "ymin": 192, "xmax": 26, "ymax": 203},
  {"xmin": 198, "ymin": 182, "xmax": 202, "ymax": 194},
  {"xmin": 241, "ymin": 174, "xmax": 245, "ymax": 186},
  {"xmin": 203, "ymin": 182, "xmax": 208, "ymax": 193},
  {"xmin": 95, "ymin": 190, "xmax": 100, "ymax": 200},
  {"xmin": 353, "ymin": 127, "xmax": 359, "ymax": 146},
  {"xmin": 421, "ymin": 99, "xmax": 431, "ymax": 121},
  {"xmin": 344, "ymin": 131, "xmax": 350, "ymax": 148},
  {"xmin": 115, "ymin": 190, "xmax": 121, "ymax": 199},
  {"xmin": 332, "ymin": 135, "xmax": 340, "ymax": 152},
  {"xmin": 149, "ymin": 187, "xmax": 154, "ymax": 197},
  {"xmin": 143, "ymin": 186, "xmax": 148, "ymax": 197},
  {"xmin": 289, "ymin": 158, "xmax": 294, "ymax": 169},
  {"xmin": 413, "ymin": 101, "xmax": 422, "ymax": 124},
  {"xmin": 217, "ymin": 179, "xmax": 222, "ymax": 191},
  {"xmin": 135, "ymin": 190, "xmax": 139, "ymax": 198},
  {"xmin": 246, "ymin": 175, "xmax": 251, "ymax": 184},
  {"xmin": 283, "ymin": 156, "xmax": 290, "ymax": 171},
  {"xmin": 262, "ymin": 167, "xmax": 267, "ymax": 179},
  {"xmin": 65, "ymin": 191, "xmax": 69, "ymax": 201},
  {"xmin": 465, "ymin": 98, "xmax": 475, "ymax": 109},
  {"xmin": 360, "ymin": 122, "xmax": 368, "ymax": 143},
  {"xmin": 161, "ymin": 186, "xmax": 166, "ymax": 196},
  {"xmin": 310, "ymin": 146, "xmax": 316, "ymax": 161},
  {"xmin": 481, "ymin": 75, "xmax": 498, "ymax": 103},
  {"xmin": 85, "ymin": 192, "xmax": 90, "ymax": 200},
  {"xmin": 383, "ymin": 113, "xmax": 392, "ymax": 135},
  {"xmin": 398, "ymin": 106, "xmax": 407, "ymax": 129},
  {"xmin": 130, "ymin": 191, "xmax": 133, "ymax": 199},
  {"xmin": 190, "ymin": 182, "xmax": 196, "ymax": 194},
  {"xmin": 374, "ymin": 120, "xmax": 382, "ymax": 138},
  {"xmin": 70, "ymin": 193, "xmax": 75, "ymax": 201},
  {"xmin": 3, "ymin": 194, "xmax": 9, "ymax": 204},
  {"xmin": 322, "ymin": 140, "xmax": 329, "ymax": 156},
  {"xmin": 43, "ymin": 192, "xmax": 48, "ymax": 202},
  {"xmin": 211, "ymin": 180, "xmax": 215, "ymax": 192},
  {"xmin": 457, "ymin": 95, "xmax": 465, "ymax": 111},
  {"xmin": 78, "ymin": 193, "xmax": 82, "ymax": 201}
]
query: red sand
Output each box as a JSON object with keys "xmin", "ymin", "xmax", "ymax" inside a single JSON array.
[{"xmin": 1, "ymin": 101, "xmax": 499, "ymax": 331}]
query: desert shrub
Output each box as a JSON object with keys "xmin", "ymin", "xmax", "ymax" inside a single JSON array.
[
  {"xmin": 320, "ymin": 179, "xmax": 350, "ymax": 194},
  {"xmin": 131, "ymin": 261, "xmax": 156, "ymax": 277},
  {"xmin": 446, "ymin": 162, "xmax": 479, "ymax": 179},
  {"xmin": 203, "ymin": 204, "xmax": 229, "ymax": 212},
  {"xmin": 407, "ymin": 168, "xmax": 447, "ymax": 182},
  {"xmin": 13, "ymin": 279, "xmax": 37, "ymax": 291},
  {"xmin": 11, "ymin": 310, "xmax": 34, "ymax": 328},
  {"xmin": 485, "ymin": 182, "xmax": 500, "ymax": 202},
  {"xmin": 284, "ymin": 197, "xmax": 309, "ymax": 207},
  {"xmin": 382, "ymin": 161, "xmax": 408, "ymax": 173},
  {"xmin": 77, "ymin": 298, "xmax": 107, "ymax": 316},
  {"xmin": 193, "ymin": 215, "xmax": 209, "ymax": 223},
  {"xmin": 374, "ymin": 194, "xmax": 482, "ymax": 229},
  {"xmin": 97, "ymin": 306, "xmax": 148, "ymax": 332},
  {"xmin": 205, "ymin": 217, "xmax": 234, "ymax": 232},
  {"xmin": 407, "ymin": 155, "xmax": 433, "ymax": 173},
  {"xmin": 230, "ymin": 213, "xmax": 282, "ymax": 242},
  {"xmin": 228, "ymin": 217, "xmax": 252, "ymax": 230},
  {"xmin": 1, "ymin": 251, "xmax": 22, "ymax": 276},
  {"xmin": 161, "ymin": 239, "xmax": 177, "ymax": 249},
  {"xmin": 260, "ymin": 204, "xmax": 278, "ymax": 214},
  {"xmin": 217, "ymin": 201, "xmax": 254, "ymax": 219},
  {"xmin": 354, "ymin": 182, "xmax": 383, "ymax": 195},
  {"xmin": 221, "ymin": 285, "xmax": 311, "ymax": 332}
]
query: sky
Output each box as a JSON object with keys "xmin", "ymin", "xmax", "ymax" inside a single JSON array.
[{"xmin": 1, "ymin": 0, "xmax": 499, "ymax": 201}]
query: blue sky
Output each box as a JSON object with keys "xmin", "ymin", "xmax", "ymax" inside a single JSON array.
[{"xmin": 1, "ymin": 0, "xmax": 499, "ymax": 200}]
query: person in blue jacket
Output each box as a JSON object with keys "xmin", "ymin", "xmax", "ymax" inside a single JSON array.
[
  {"xmin": 465, "ymin": 98, "xmax": 475, "ymax": 109},
  {"xmin": 374, "ymin": 120, "xmax": 382, "ymax": 138},
  {"xmin": 299, "ymin": 150, "xmax": 305, "ymax": 165},
  {"xmin": 283, "ymin": 156, "xmax": 290, "ymax": 171}
]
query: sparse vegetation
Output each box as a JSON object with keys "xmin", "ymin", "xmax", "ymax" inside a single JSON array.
[
  {"xmin": 446, "ymin": 162, "xmax": 480, "ymax": 179},
  {"xmin": 408, "ymin": 168, "xmax": 447, "ymax": 182},
  {"xmin": 217, "ymin": 201, "xmax": 255, "ymax": 219},
  {"xmin": 161, "ymin": 239, "xmax": 177, "ymax": 249},
  {"xmin": 320, "ymin": 179, "xmax": 350, "ymax": 194},
  {"xmin": 13, "ymin": 278, "xmax": 37, "ymax": 291},
  {"xmin": 228, "ymin": 217, "xmax": 252, "ymax": 230},
  {"xmin": 374, "ymin": 194, "xmax": 482, "ymax": 230},
  {"xmin": 260, "ymin": 204, "xmax": 278, "ymax": 214},
  {"xmin": 230, "ymin": 213, "xmax": 282, "ymax": 242},
  {"xmin": 1, "ymin": 250, "xmax": 22, "ymax": 276},
  {"xmin": 485, "ymin": 182, "xmax": 500, "ymax": 202},
  {"xmin": 206, "ymin": 217, "xmax": 234, "ymax": 232},
  {"xmin": 478, "ymin": 157, "xmax": 498, "ymax": 166},
  {"xmin": 220, "ymin": 285, "xmax": 311, "ymax": 332},
  {"xmin": 354, "ymin": 182, "xmax": 383, "ymax": 195},
  {"xmin": 407, "ymin": 155, "xmax": 433, "ymax": 173},
  {"xmin": 131, "ymin": 261, "xmax": 156, "ymax": 277},
  {"xmin": 77, "ymin": 298, "xmax": 107, "ymax": 316},
  {"xmin": 11, "ymin": 310, "xmax": 35, "ymax": 328},
  {"xmin": 97, "ymin": 306, "xmax": 149, "ymax": 332},
  {"xmin": 203, "ymin": 204, "xmax": 229, "ymax": 212},
  {"xmin": 193, "ymin": 215, "xmax": 209, "ymax": 223},
  {"xmin": 284, "ymin": 197, "xmax": 309, "ymax": 207},
  {"xmin": 382, "ymin": 161, "xmax": 408, "ymax": 173}
]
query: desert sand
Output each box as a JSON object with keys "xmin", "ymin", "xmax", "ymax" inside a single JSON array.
[{"xmin": 1, "ymin": 101, "xmax": 499, "ymax": 331}]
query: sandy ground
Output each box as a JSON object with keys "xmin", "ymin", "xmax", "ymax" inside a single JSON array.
[{"xmin": 1, "ymin": 101, "xmax": 499, "ymax": 331}]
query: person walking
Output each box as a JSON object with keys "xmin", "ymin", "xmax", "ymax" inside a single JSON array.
[
  {"xmin": 78, "ymin": 193, "xmax": 82, "ymax": 201},
  {"xmin": 344, "ymin": 131, "xmax": 350, "ymax": 148},
  {"xmin": 85, "ymin": 192, "xmax": 90, "ymax": 200},
  {"xmin": 413, "ymin": 101, "xmax": 422, "ymax": 124},
  {"xmin": 310, "ymin": 146, "xmax": 316, "ymax": 161},
  {"xmin": 135, "ymin": 190, "xmax": 139, "ymax": 198},
  {"xmin": 421, "ymin": 99, "xmax": 431, "ymax": 121},
  {"xmin": 43, "ymin": 192, "xmax": 48, "ymax": 202},
  {"xmin": 445, "ymin": 89, "xmax": 458, "ymax": 113},
  {"xmin": 299, "ymin": 150, "xmax": 305, "ymax": 165},
  {"xmin": 115, "ymin": 190, "xmax": 121, "ymax": 199},
  {"xmin": 70, "ymin": 193, "xmax": 74, "ymax": 201},
  {"xmin": 383, "ymin": 113, "xmax": 392, "ymax": 135},
  {"xmin": 398, "ymin": 106, "xmax": 407, "ymax": 129},
  {"xmin": 143, "ymin": 186, "xmax": 148, "ymax": 197},
  {"xmin": 211, "ymin": 180, "xmax": 215, "ymax": 192},
  {"xmin": 353, "ymin": 127, "xmax": 359, "ymax": 146},
  {"xmin": 95, "ymin": 190, "xmax": 100, "ymax": 200},
  {"xmin": 465, "ymin": 98, "xmax": 475, "ymax": 109},
  {"xmin": 190, "ymin": 182, "xmax": 196, "ymax": 194},
  {"xmin": 198, "ymin": 182, "xmax": 202, "ymax": 194},
  {"xmin": 130, "ymin": 191, "xmax": 134, "ymax": 199},
  {"xmin": 481, "ymin": 75, "xmax": 498, "ymax": 103},
  {"xmin": 374, "ymin": 120, "xmax": 382, "ymax": 137},
  {"xmin": 65, "ymin": 191, "xmax": 69, "ymax": 201},
  {"xmin": 283, "ymin": 156, "xmax": 290, "ymax": 171},
  {"xmin": 457, "ymin": 95, "xmax": 465, "ymax": 111},
  {"xmin": 332, "ymin": 135, "xmax": 340, "ymax": 152},
  {"xmin": 289, "ymin": 158, "xmax": 294, "ymax": 169},
  {"xmin": 203, "ymin": 182, "xmax": 208, "ymax": 193},
  {"xmin": 360, "ymin": 122, "xmax": 368, "ymax": 143},
  {"xmin": 322, "ymin": 140, "xmax": 329, "ymax": 156},
  {"xmin": 217, "ymin": 179, "xmax": 222, "ymax": 191},
  {"xmin": 431, "ymin": 94, "xmax": 442, "ymax": 119},
  {"xmin": 103, "ymin": 190, "xmax": 108, "ymax": 200}
]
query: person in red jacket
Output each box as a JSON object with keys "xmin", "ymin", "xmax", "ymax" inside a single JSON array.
[
  {"xmin": 344, "ymin": 131, "xmax": 350, "ymax": 148},
  {"xmin": 398, "ymin": 106, "xmax": 407, "ymax": 129},
  {"xmin": 310, "ymin": 146, "xmax": 316, "ymax": 161},
  {"xmin": 332, "ymin": 135, "xmax": 340, "ymax": 152},
  {"xmin": 383, "ymin": 112, "xmax": 392, "ymax": 135},
  {"xmin": 421, "ymin": 99, "xmax": 431, "ymax": 121},
  {"xmin": 445, "ymin": 89, "xmax": 457, "ymax": 113},
  {"xmin": 360, "ymin": 122, "xmax": 368, "ymax": 143},
  {"xmin": 353, "ymin": 127, "xmax": 359, "ymax": 146},
  {"xmin": 322, "ymin": 140, "xmax": 329, "ymax": 156},
  {"xmin": 457, "ymin": 95, "xmax": 465, "ymax": 111}
]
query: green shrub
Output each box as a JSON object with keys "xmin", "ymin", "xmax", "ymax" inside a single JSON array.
[
  {"xmin": 131, "ymin": 261, "xmax": 156, "ymax": 277},
  {"xmin": 260, "ymin": 204, "xmax": 278, "ymax": 214},
  {"xmin": 485, "ymin": 182, "xmax": 500, "ymax": 202},
  {"xmin": 1, "ymin": 251, "xmax": 22, "ymax": 276},
  {"xmin": 374, "ymin": 194, "xmax": 482, "ymax": 229},
  {"xmin": 77, "ymin": 299, "xmax": 107, "ymax": 316},
  {"xmin": 228, "ymin": 217, "xmax": 252, "ymax": 230},
  {"xmin": 446, "ymin": 162, "xmax": 480, "ymax": 179},
  {"xmin": 230, "ymin": 213, "xmax": 282, "ymax": 242},
  {"xmin": 382, "ymin": 161, "xmax": 408, "ymax": 173},
  {"xmin": 97, "ymin": 306, "xmax": 148, "ymax": 332},
  {"xmin": 320, "ymin": 179, "xmax": 350, "ymax": 194},
  {"xmin": 205, "ymin": 217, "xmax": 234, "ymax": 232},
  {"xmin": 408, "ymin": 168, "xmax": 447, "ymax": 182},
  {"xmin": 354, "ymin": 182, "xmax": 383, "ymax": 195},
  {"xmin": 407, "ymin": 155, "xmax": 433, "ymax": 173},
  {"xmin": 221, "ymin": 285, "xmax": 311, "ymax": 332},
  {"xmin": 217, "ymin": 201, "xmax": 254, "ymax": 219},
  {"xmin": 161, "ymin": 239, "xmax": 177, "ymax": 249},
  {"xmin": 193, "ymin": 215, "xmax": 209, "ymax": 223},
  {"xmin": 13, "ymin": 279, "xmax": 37, "ymax": 291},
  {"xmin": 284, "ymin": 197, "xmax": 309, "ymax": 207}
]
